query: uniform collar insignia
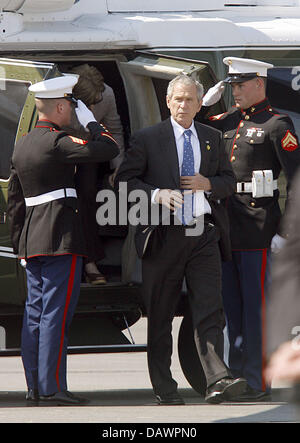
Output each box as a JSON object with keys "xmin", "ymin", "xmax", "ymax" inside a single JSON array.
[{"xmin": 244, "ymin": 97, "xmax": 270, "ymax": 115}]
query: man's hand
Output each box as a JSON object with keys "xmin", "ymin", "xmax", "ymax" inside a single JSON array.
[
  {"xmin": 180, "ymin": 173, "xmax": 211, "ymax": 192},
  {"xmin": 271, "ymin": 234, "xmax": 286, "ymax": 254},
  {"xmin": 265, "ymin": 341, "xmax": 300, "ymax": 384},
  {"xmin": 154, "ymin": 189, "xmax": 183, "ymax": 211},
  {"xmin": 20, "ymin": 259, "xmax": 27, "ymax": 268},
  {"xmin": 108, "ymin": 167, "xmax": 119, "ymax": 188}
]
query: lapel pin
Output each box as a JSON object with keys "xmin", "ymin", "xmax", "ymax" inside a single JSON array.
[{"xmin": 206, "ymin": 142, "xmax": 211, "ymax": 150}]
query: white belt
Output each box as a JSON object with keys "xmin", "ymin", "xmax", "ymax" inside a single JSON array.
[
  {"xmin": 236, "ymin": 180, "xmax": 278, "ymax": 193},
  {"xmin": 25, "ymin": 188, "xmax": 77, "ymax": 207}
]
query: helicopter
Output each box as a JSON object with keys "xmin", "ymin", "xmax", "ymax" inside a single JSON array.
[{"xmin": 0, "ymin": 0, "xmax": 300, "ymax": 396}]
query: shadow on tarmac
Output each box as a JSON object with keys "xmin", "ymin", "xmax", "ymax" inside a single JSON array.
[
  {"xmin": 0, "ymin": 387, "xmax": 295, "ymax": 408},
  {"xmin": 214, "ymin": 404, "xmax": 299, "ymax": 423}
]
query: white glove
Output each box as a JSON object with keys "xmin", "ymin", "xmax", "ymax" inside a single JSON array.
[
  {"xmin": 75, "ymin": 99, "xmax": 97, "ymax": 128},
  {"xmin": 271, "ymin": 234, "xmax": 286, "ymax": 254},
  {"xmin": 202, "ymin": 81, "xmax": 225, "ymax": 107},
  {"xmin": 20, "ymin": 259, "xmax": 27, "ymax": 268}
]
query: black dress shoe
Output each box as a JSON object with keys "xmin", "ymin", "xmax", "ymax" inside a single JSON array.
[
  {"xmin": 26, "ymin": 389, "xmax": 39, "ymax": 403},
  {"xmin": 231, "ymin": 385, "xmax": 271, "ymax": 402},
  {"xmin": 155, "ymin": 391, "xmax": 185, "ymax": 405},
  {"xmin": 205, "ymin": 377, "xmax": 247, "ymax": 404},
  {"xmin": 39, "ymin": 390, "xmax": 89, "ymax": 406}
]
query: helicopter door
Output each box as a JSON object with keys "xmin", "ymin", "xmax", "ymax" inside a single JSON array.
[
  {"xmin": 0, "ymin": 58, "xmax": 59, "ymax": 305},
  {"xmin": 118, "ymin": 52, "xmax": 225, "ymax": 133}
]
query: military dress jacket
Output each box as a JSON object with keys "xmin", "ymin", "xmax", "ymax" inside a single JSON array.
[
  {"xmin": 115, "ymin": 118, "xmax": 236, "ymax": 261},
  {"xmin": 205, "ymin": 98, "xmax": 300, "ymax": 249},
  {"xmin": 7, "ymin": 120, "xmax": 119, "ymax": 259}
]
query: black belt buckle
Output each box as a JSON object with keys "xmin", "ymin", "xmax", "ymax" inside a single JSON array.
[{"xmin": 237, "ymin": 182, "xmax": 246, "ymax": 193}]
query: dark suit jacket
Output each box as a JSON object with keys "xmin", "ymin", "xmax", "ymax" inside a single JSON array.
[{"xmin": 115, "ymin": 118, "xmax": 236, "ymax": 261}]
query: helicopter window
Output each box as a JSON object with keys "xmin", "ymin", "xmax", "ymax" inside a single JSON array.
[
  {"xmin": 267, "ymin": 68, "xmax": 300, "ymax": 137},
  {"xmin": 0, "ymin": 80, "xmax": 29, "ymax": 180}
]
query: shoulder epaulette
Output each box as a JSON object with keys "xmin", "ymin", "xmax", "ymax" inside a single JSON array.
[{"xmin": 209, "ymin": 112, "xmax": 226, "ymax": 121}]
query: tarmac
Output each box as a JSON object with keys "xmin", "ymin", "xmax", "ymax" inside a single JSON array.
[{"xmin": 0, "ymin": 318, "xmax": 298, "ymax": 426}]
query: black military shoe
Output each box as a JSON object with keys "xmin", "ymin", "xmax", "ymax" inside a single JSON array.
[
  {"xmin": 205, "ymin": 377, "xmax": 247, "ymax": 404},
  {"xmin": 39, "ymin": 390, "xmax": 89, "ymax": 406},
  {"xmin": 155, "ymin": 391, "xmax": 185, "ymax": 405},
  {"xmin": 26, "ymin": 389, "xmax": 39, "ymax": 404},
  {"xmin": 231, "ymin": 384, "xmax": 271, "ymax": 402}
]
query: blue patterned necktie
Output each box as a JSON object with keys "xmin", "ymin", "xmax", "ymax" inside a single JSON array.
[{"xmin": 180, "ymin": 129, "xmax": 195, "ymax": 225}]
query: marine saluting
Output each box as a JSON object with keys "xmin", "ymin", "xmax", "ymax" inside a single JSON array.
[
  {"xmin": 7, "ymin": 75, "xmax": 119, "ymax": 405},
  {"xmin": 202, "ymin": 56, "xmax": 300, "ymax": 401}
]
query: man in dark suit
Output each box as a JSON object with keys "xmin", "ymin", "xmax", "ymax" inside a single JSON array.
[
  {"xmin": 266, "ymin": 167, "xmax": 300, "ymax": 393},
  {"xmin": 115, "ymin": 74, "xmax": 246, "ymax": 405},
  {"xmin": 265, "ymin": 167, "xmax": 300, "ymax": 406}
]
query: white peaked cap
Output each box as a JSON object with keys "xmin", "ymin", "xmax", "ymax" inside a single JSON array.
[
  {"xmin": 28, "ymin": 75, "xmax": 79, "ymax": 99},
  {"xmin": 223, "ymin": 57, "xmax": 274, "ymax": 83}
]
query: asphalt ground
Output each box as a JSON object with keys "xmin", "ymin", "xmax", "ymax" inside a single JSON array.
[{"xmin": 0, "ymin": 318, "xmax": 299, "ymax": 430}]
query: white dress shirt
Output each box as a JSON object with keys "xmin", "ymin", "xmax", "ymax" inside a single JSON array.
[{"xmin": 152, "ymin": 118, "xmax": 211, "ymax": 219}]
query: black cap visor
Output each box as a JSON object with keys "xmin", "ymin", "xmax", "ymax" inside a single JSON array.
[
  {"xmin": 224, "ymin": 73, "xmax": 262, "ymax": 84},
  {"xmin": 63, "ymin": 93, "xmax": 78, "ymax": 106}
]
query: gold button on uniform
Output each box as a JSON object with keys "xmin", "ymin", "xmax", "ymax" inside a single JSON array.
[
  {"xmin": 245, "ymin": 115, "xmax": 250, "ymax": 120},
  {"xmin": 233, "ymin": 144, "xmax": 238, "ymax": 149},
  {"xmin": 231, "ymin": 156, "xmax": 236, "ymax": 162},
  {"xmin": 236, "ymin": 134, "xmax": 240, "ymax": 139},
  {"xmin": 250, "ymin": 202, "xmax": 255, "ymax": 207}
]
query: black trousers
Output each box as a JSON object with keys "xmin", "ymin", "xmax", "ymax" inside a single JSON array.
[{"xmin": 142, "ymin": 223, "xmax": 230, "ymax": 396}]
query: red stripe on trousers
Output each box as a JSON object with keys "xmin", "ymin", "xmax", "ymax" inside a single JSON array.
[
  {"xmin": 55, "ymin": 254, "xmax": 77, "ymax": 391},
  {"xmin": 260, "ymin": 249, "xmax": 268, "ymax": 391}
]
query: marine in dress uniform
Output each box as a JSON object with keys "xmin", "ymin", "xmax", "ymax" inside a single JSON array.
[
  {"xmin": 202, "ymin": 57, "xmax": 300, "ymax": 400},
  {"xmin": 116, "ymin": 75, "xmax": 247, "ymax": 405},
  {"xmin": 7, "ymin": 76, "xmax": 119, "ymax": 405}
]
